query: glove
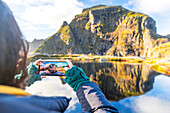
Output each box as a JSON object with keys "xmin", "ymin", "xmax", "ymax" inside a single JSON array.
[
  {"xmin": 64, "ymin": 65, "xmax": 91, "ymax": 91},
  {"xmin": 27, "ymin": 63, "xmax": 41, "ymax": 86},
  {"xmin": 27, "ymin": 63, "xmax": 38, "ymax": 75},
  {"xmin": 15, "ymin": 62, "xmax": 41, "ymax": 86}
]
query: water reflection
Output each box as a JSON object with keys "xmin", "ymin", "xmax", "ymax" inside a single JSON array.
[
  {"xmin": 26, "ymin": 61, "xmax": 168, "ymax": 113},
  {"xmin": 73, "ymin": 61, "xmax": 158, "ymax": 101},
  {"xmin": 111, "ymin": 75, "xmax": 170, "ymax": 113},
  {"xmin": 25, "ymin": 76, "xmax": 83, "ymax": 112}
]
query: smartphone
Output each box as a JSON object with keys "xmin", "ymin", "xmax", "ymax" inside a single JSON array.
[{"xmin": 36, "ymin": 59, "xmax": 69, "ymax": 76}]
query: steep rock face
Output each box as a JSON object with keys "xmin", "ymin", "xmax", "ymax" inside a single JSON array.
[
  {"xmin": 148, "ymin": 42, "xmax": 170, "ymax": 58},
  {"xmin": 35, "ymin": 5, "xmax": 157, "ymax": 57},
  {"xmin": 166, "ymin": 34, "xmax": 170, "ymax": 38},
  {"xmin": 166, "ymin": 34, "xmax": 170, "ymax": 41},
  {"xmin": 29, "ymin": 39, "xmax": 44, "ymax": 53}
]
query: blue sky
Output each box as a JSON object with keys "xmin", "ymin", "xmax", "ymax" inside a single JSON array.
[{"xmin": 3, "ymin": 0, "xmax": 170, "ymax": 42}]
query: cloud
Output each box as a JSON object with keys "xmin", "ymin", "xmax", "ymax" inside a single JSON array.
[
  {"xmin": 22, "ymin": 0, "xmax": 83, "ymax": 26},
  {"xmin": 25, "ymin": 77, "xmax": 75, "ymax": 97},
  {"xmin": 133, "ymin": 96, "xmax": 170, "ymax": 113},
  {"xmin": 111, "ymin": 75, "xmax": 170, "ymax": 113},
  {"xmin": 134, "ymin": 75, "xmax": 170, "ymax": 113},
  {"xmin": 125, "ymin": 0, "xmax": 170, "ymax": 14},
  {"xmin": 3, "ymin": 0, "xmax": 24, "ymax": 5},
  {"xmin": 25, "ymin": 0, "xmax": 55, "ymax": 6},
  {"xmin": 123, "ymin": 0, "xmax": 170, "ymax": 35},
  {"xmin": 25, "ymin": 76, "xmax": 82, "ymax": 112},
  {"xmin": 3, "ymin": 0, "xmax": 84, "ymax": 41}
]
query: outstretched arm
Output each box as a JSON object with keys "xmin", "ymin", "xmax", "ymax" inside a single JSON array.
[
  {"xmin": 76, "ymin": 82, "xmax": 118, "ymax": 113},
  {"xmin": 64, "ymin": 60, "xmax": 118, "ymax": 113}
]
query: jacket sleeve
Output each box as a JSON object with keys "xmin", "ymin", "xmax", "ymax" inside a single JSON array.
[
  {"xmin": 76, "ymin": 82, "xmax": 119, "ymax": 113},
  {"xmin": 0, "ymin": 95, "xmax": 71, "ymax": 113},
  {"xmin": 20, "ymin": 96, "xmax": 71, "ymax": 112}
]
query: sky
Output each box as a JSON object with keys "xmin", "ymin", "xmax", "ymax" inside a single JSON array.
[{"xmin": 3, "ymin": 0, "xmax": 170, "ymax": 42}]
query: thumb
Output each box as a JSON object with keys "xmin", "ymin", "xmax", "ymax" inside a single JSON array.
[{"xmin": 64, "ymin": 67, "xmax": 70, "ymax": 71}]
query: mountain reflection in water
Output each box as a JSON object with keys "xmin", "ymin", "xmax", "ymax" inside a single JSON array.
[
  {"xmin": 26, "ymin": 61, "xmax": 170, "ymax": 113},
  {"xmin": 73, "ymin": 61, "xmax": 158, "ymax": 101}
]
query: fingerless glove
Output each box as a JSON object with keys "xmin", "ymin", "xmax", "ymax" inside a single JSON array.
[{"xmin": 64, "ymin": 66, "xmax": 91, "ymax": 91}]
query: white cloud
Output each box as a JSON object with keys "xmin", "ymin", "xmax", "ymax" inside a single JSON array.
[
  {"xmin": 133, "ymin": 75, "xmax": 170, "ymax": 113},
  {"xmin": 25, "ymin": 77, "xmax": 75, "ymax": 97},
  {"xmin": 133, "ymin": 96, "xmax": 170, "ymax": 113},
  {"xmin": 3, "ymin": 0, "xmax": 24, "ymax": 5},
  {"xmin": 126, "ymin": 0, "xmax": 170, "ymax": 14},
  {"xmin": 25, "ymin": 0, "xmax": 55, "ymax": 6},
  {"xmin": 3, "ymin": 0, "xmax": 84, "ymax": 41},
  {"xmin": 114, "ymin": 75, "xmax": 170, "ymax": 113},
  {"xmin": 25, "ymin": 76, "xmax": 81, "ymax": 112},
  {"xmin": 124, "ymin": 0, "xmax": 170, "ymax": 35},
  {"xmin": 22, "ymin": 0, "xmax": 83, "ymax": 25}
]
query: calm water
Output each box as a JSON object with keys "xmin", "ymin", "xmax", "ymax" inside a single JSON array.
[{"xmin": 26, "ymin": 61, "xmax": 170, "ymax": 113}]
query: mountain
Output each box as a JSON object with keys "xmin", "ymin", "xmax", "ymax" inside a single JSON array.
[
  {"xmin": 166, "ymin": 34, "xmax": 170, "ymax": 41},
  {"xmin": 156, "ymin": 34, "xmax": 170, "ymax": 41},
  {"xmin": 35, "ymin": 5, "xmax": 167, "ymax": 57},
  {"xmin": 166, "ymin": 34, "xmax": 170, "ymax": 38},
  {"xmin": 149, "ymin": 42, "xmax": 170, "ymax": 58},
  {"xmin": 29, "ymin": 39, "xmax": 44, "ymax": 53}
]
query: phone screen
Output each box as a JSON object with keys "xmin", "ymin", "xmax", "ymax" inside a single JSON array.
[{"xmin": 39, "ymin": 61, "xmax": 69, "ymax": 76}]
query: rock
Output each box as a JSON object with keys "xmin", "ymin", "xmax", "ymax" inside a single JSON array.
[
  {"xmin": 166, "ymin": 34, "xmax": 170, "ymax": 38},
  {"xmin": 148, "ymin": 42, "xmax": 170, "ymax": 58},
  {"xmin": 29, "ymin": 39, "xmax": 44, "ymax": 53},
  {"xmin": 35, "ymin": 5, "xmax": 165, "ymax": 57},
  {"xmin": 165, "ymin": 34, "xmax": 170, "ymax": 41}
]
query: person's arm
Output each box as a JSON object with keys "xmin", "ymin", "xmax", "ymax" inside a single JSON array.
[
  {"xmin": 76, "ymin": 82, "xmax": 118, "ymax": 113},
  {"xmin": 64, "ymin": 61, "xmax": 118, "ymax": 113}
]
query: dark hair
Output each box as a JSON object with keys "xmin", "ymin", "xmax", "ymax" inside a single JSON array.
[{"xmin": 0, "ymin": 1, "xmax": 29, "ymax": 87}]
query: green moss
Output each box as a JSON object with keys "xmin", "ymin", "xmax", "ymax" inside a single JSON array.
[
  {"xmin": 75, "ymin": 10, "xmax": 89, "ymax": 18},
  {"xmin": 97, "ymin": 27, "xmax": 101, "ymax": 32},
  {"xmin": 126, "ymin": 11, "xmax": 146, "ymax": 18},
  {"xmin": 123, "ymin": 92, "xmax": 142, "ymax": 96},
  {"xmin": 56, "ymin": 24, "xmax": 71, "ymax": 45},
  {"xmin": 152, "ymin": 65, "xmax": 165, "ymax": 72}
]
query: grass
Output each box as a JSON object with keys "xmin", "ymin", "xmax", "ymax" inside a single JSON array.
[
  {"xmin": 29, "ymin": 53, "xmax": 170, "ymax": 76},
  {"xmin": 145, "ymin": 58, "xmax": 170, "ymax": 75},
  {"xmin": 29, "ymin": 54, "xmax": 144, "ymax": 63}
]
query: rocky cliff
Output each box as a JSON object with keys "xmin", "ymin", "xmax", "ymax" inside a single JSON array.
[
  {"xmin": 148, "ymin": 42, "xmax": 170, "ymax": 58},
  {"xmin": 166, "ymin": 34, "xmax": 170, "ymax": 40},
  {"xmin": 166, "ymin": 34, "xmax": 170, "ymax": 38},
  {"xmin": 29, "ymin": 39, "xmax": 44, "ymax": 53},
  {"xmin": 35, "ymin": 5, "xmax": 161, "ymax": 57}
]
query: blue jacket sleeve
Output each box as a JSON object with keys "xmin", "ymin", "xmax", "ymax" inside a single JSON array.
[
  {"xmin": 0, "ymin": 94, "xmax": 71, "ymax": 113},
  {"xmin": 76, "ymin": 82, "xmax": 119, "ymax": 113}
]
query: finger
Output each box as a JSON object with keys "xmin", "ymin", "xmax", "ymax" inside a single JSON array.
[
  {"xmin": 64, "ymin": 67, "xmax": 70, "ymax": 71},
  {"xmin": 33, "ymin": 59, "xmax": 42, "ymax": 65},
  {"xmin": 66, "ymin": 59, "xmax": 73, "ymax": 68}
]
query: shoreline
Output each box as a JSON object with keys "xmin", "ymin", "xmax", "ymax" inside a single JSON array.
[{"xmin": 28, "ymin": 54, "xmax": 170, "ymax": 75}]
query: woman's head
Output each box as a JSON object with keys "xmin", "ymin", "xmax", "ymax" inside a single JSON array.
[{"xmin": 0, "ymin": 1, "xmax": 29, "ymax": 87}]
